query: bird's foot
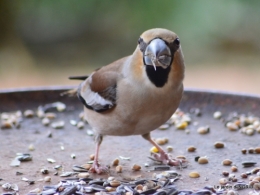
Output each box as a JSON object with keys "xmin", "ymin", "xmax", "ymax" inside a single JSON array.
[
  {"xmin": 89, "ymin": 161, "xmax": 109, "ymax": 174},
  {"xmin": 151, "ymin": 152, "xmax": 187, "ymax": 168}
]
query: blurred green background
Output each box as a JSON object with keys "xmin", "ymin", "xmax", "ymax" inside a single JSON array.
[{"xmin": 0, "ymin": 0, "xmax": 260, "ymax": 94}]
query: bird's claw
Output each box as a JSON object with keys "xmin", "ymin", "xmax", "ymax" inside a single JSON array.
[
  {"xmin": 89, "ymin": 161, "xmax": 109, "ymax": 174},
  {"xmin": 150, "ymin": 152, "xmax": 188, "ymax": 168}
]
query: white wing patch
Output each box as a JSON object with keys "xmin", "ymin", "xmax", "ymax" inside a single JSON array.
[
  {"xmin": 79, "ymin": 78, "xmax": 114, "ymax": 112},
  {"xmin": 85, "ymin": 89, "xmax": 113, "ymax": 110}
]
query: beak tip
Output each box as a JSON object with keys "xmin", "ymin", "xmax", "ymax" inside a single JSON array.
[{"xmin": 151, "ymin": 61, "xmax": 157, "ymax": 71}]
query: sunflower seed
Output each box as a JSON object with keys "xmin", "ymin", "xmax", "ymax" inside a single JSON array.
[
  {"xmin": 77, "ymin": 121, "xmax": 85, "ymax": 129},
  {"xmin": 83, "ymin": 186, "xmax": 94, "ymax": 193},
  {"xmin": 89, "ymin": 184, "xmax": 106, "ymax": 191},
  {"xmin": 213, "ymin": 111, "xmax": 222, "ymax": 119},
  {"xmin": 54, "ymin": 165, "xmax": 62, "ymax": 170},
  {"xmin": 41, "ymin": 168, "xmax": 49, "ymax": 174},
  {"xmin": 24, "ymin": 110, "xmax": 34, "ymax": 118},
  {"xmin": 1, "ymin": 120, "xmax": 13, "ymax": 129},
  {"xmin": 60, "ymin": 172, "xmax": 77, "ymax": 177},
  {"xmin": 110, "ymin": 180, "xmax": 121, "ymax": 187},
  {"xmin": 89, "ymin": 180, "xmax": 105, "ymax": 186},
  {"xmin": 10, "ymin": 158, "xmax": 20, "ymax": 167},
  {"xmin": 44, "ymin": 112, "xmax": 57, "ymax": 119},
  {"xmin": 70, "ymin": 120, "xmax": 77, "ymax": 126},
  {"xmin": 37, "ymin": 108, "xmax": 45, "ymax": 118},
  {"xmin": 3, "ymin": 183, "xmax": 18, "ymax": 191},
  {"xmin": 153, "ymin": 165, "xmax": 171, "ymax": 171},
  {"xmin": 30, "ymin": 188, "xmax": 41, "ymax": 193},
  {"xmin": 59, "ymin": 185, "xmax": 77, "ymax": 195},
  {"xmin": 86, "ymin": 129, "xmax": 94, "ymax": 136},
  {"xmin": 16, "ymin": 171, "xmax": 23, "ymax": 175},
  {"xmin": 47, "ymin": 158, "xmax": 56, "ymax": 163},
  {"xmin": 17, "ymin": 153, "xmax": 32, "ymax": 161},
  {"xmin": 54, "ymin": 102, "xmax": 66, "ymax": 112},
  {"xmin": 51, "ymin": 121, "xmax": 65, "ymax": 129},
  {"xmin": 27, "ymin": 180, "xmax": 35, "ymax": 185},
  {"xmin": 153, "ymin": 190, "xmax": 167, "ymax": 195},
  {"xmin": 192, "ymin": 189, "xmax": 212, "ymax": 195},
  {"xmin": 242, "ymin": 161, "xmax": 257, "ymax": 167},
  {"xmin": 197, "ymin": 126, "xmax": 210, "ymax": 134},
  {"xmin": 44, "ymin": 176, "xmax": 51, "ymax": 182},
  {"xmin": 78, "ymin": 173, "xmax": 90, "ymax": 179},
  {"xmin": 140, "ymin": 188, "xmax": 157, "ymax": 195},
  {"xmin": 72, "ymin": 165, "xmax": 88, "ymax": 172},
  {"xmin": 226, "ymin": 122, "xmax": 239, "ymax": 131},
  {"xmin": 119, "ymin": 156, "xmax": 131, "ymax": 160},
  {"xmin": 42, "ymin": 188, "xmax": 57, "ymax": 194}
]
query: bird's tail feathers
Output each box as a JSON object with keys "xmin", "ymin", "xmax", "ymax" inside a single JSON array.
[
  {"xmin": 60, "ymin": 88, "xmax": 78, "ymax": 97},
  {"xmin": 69, "ymin": 75, "xmax": 89, "ymax": 80}
]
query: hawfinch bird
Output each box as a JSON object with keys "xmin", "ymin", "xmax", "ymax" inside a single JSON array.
[{"xmin": 72, "ymin": 28, "xmax": 185, "ymax": 174}]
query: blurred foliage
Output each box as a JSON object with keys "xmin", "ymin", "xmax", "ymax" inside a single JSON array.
[
  {"xmin": 1, "ymin": 0, "xmax": 260, "ymax": 66},
  {"xmin": 11, "ymin": 0, "xmax": 177, "ymax": 43}
]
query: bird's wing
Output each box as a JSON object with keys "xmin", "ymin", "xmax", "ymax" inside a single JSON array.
[{"xmin": 77, "ymin": 56, "xmax": 129, "ymax": 112}]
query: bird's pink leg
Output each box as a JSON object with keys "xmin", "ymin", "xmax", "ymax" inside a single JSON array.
[
  {"xmin": 89, "ymin": 134, "xmax": 108, "ymax": 174},
  {"xmin": 142, "ymin": 133, "xmax": 186, "ymax": 166}
]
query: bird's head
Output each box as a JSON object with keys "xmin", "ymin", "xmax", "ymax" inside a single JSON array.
[{"xmin": 138, "ymin": 28, "xmax": 180, "ymax": 71}]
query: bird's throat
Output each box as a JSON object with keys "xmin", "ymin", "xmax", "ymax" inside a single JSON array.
[{"xmin": 145, "ymin": 65, "xmax": 171, "ymax": 87}]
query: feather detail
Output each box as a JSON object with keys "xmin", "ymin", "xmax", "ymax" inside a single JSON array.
[
  {"xmin": 60, "ymin": 88, "xmax": 78, "ymax": 97},
  {"xmin": 78, "ymin": 79, "xmax": 115, "ymax": 112},
  {"xmin": 76, "ymin": 58, "xmax": 125, "ymax": 112}
]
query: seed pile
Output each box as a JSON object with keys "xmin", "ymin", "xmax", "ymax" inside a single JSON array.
[
  {"xmin": 10, "ymin": 153, "xmax": 33, "ymax": 167},
  {"xmin": 219, "ymin": 166, "xmax": 260, "ymax": 192},
  {"xmin": 159, "ymin": 108, "xmax": 213, "ymax": 136},
  {"xmin": 223, "ymin": 112, "xmax": 260, "ymax": 135},
  {"xmin": 241, "ymin": 147, "xmax": 260, "ymax": 155},
  {"xmin": 2, "ymin": 167, "xmax": 213, "ymax": 194},
  {"xmin": 20, "ymin": 170, "xmax": 228, "ymax": 195},
  {"xmin": 167, "ymin": 109, "xmax": 192, "ymax": 130},
  {"xmin": 1, "ymin": 102, "xmax": 260, "ymax": 195},
  {"xmin": 0, "ymin": 111, "xmax": 22, "ymax": 129},
  {"xmin": 0, "ymin": 102, "xmax": 87, "ymax": 131}
]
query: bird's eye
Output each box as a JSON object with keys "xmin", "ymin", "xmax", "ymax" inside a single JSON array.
[
  {"xmin": 138, "ymin": 37, "xmax": 143, "ymax": 44},
  {"xmin": 174, "ymin": 38, "xmax": 180, "ymax": 46}
]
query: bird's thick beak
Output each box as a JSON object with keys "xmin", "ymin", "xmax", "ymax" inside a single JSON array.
[{"xmin": 144, "ymin": 38, "xmax": 172, "ymax": 70}]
